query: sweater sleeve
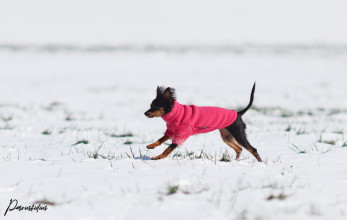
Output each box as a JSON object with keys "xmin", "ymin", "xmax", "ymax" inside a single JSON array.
[
  {"xmin": 164, "ymin": 128, "xmax": 175, "ymax": 139},
  {"xmin": 170, "ymin": 125, "xmax": 193, "ymax": 146}
]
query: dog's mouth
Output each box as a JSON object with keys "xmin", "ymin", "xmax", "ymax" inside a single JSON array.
[{"xmin": 145, "ymin": 108, "xmax": 165, "ymax": 118}]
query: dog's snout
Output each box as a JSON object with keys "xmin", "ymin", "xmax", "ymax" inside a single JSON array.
[{"xmin": 144, "ymin": 110, "xmax": 151, "ymax": 117}]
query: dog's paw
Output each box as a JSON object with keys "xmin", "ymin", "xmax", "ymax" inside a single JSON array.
[
  {"xmin": 147, "ymin": 142, "xmax": 159, "ymax": 149},
  {"xmin": 151, "ymin": 155, "xmax": 163, "ymax": 160}
]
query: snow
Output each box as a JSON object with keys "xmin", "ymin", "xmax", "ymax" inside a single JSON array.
[
  {"xmin": 1, "ymin": 48, "xmax": 346, "ymax": 220},
  {"xmin": 1, "ymin": 1, "xmax": 347, "ymax": 219}
]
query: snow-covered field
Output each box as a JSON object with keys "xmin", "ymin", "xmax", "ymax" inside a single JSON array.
[
  {"xmin": 1, "ymin": 47, "xmax": 346, "ymax": 220},
  {"xmin": 1, "ymin": 1, "xmax": 347, "ymax": 220}
]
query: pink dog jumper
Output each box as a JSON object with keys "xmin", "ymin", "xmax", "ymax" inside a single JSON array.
[{"xmin": 162, "ymin": 101, "xmax": 237, "ymax": 145}]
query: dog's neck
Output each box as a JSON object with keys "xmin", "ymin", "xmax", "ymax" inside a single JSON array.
[{"xmin": 162, "ymin": 101, "xmax": 182, "ymax": 122}]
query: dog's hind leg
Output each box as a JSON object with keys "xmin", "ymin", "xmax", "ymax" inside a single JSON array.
[
  {"xmin": 226, "ymin": 116, "xmax": 262, "ymax": 162},
  {"xmin": 233, "ymin": 138, "xmax": 262, "ymax": 162},
  {"xmin": 219, "ymin": 129, "xmax": 242, "ymax": 160}
]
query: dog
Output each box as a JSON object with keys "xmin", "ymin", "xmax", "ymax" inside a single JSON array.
[{"xmin": 144, "ymin": 83, "xmax": 262, "ymax": 162}]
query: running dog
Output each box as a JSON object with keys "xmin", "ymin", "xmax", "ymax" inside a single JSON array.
[{"xmin": 144, "ymin": 83, "xmax": 262, "ymax": 162}]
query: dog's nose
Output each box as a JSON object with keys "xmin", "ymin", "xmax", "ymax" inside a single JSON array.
[{"xmin": 144, "ymin": 111, "xmax": 150, "ymax": 117}]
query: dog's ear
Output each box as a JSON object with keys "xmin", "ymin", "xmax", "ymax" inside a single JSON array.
[
  {"xmin": 156, "ymin": 86, "xmax": 163, "ymax": 97},
  {"xmin": 162, "ymin": 87, "xmax": 174, "ymax": 101}
]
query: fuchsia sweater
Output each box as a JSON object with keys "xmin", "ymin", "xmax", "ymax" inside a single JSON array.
[{"xmin": 162, "ymin": 101, "xmax": 237, "ymax": 145}]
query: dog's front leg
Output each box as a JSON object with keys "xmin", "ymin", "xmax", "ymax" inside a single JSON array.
[
  {"xmin": 147, "ymin": 135, "xmax": 170, "ymax": 149},
  {"xmin": 152, "ymin": 144, "xmax": 178, "ymax": 160}
]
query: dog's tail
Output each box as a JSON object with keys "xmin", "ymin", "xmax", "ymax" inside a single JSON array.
[{"xmin": 237, "ymin": 82, "xmax": 256, "ymax": 116}]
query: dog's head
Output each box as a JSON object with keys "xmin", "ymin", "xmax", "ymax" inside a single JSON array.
[{"xmin": 144, "ymin": 86, "xmax": 176, "ymax": 118}]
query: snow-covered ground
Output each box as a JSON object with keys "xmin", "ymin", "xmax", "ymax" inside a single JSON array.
[
  {"xmin": 1, "ymin": 1, "xmax": 347, "ymax": 220},
  {"xmin": 1, "ymin": 47, "xmax": 346, "ymax": 220}
]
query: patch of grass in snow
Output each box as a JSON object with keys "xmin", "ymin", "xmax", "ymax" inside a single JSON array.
[
  {"xmin": 72, "ymin": 139, "xmax": 89, "ymax": 146},
  {"xmin": 266, "ymin": 192, "xmax": 289, "ymax": 200},
  {"xmin": 246, "ymin": 106, "xmax": 347, "ymax": 119},
  {"xmin": 311, "ymin": 144, "xmax": 332, "ymax": 154},
  {"xmin": 333, "ymin": 129, "xmax": 344, "ymax": 135},
  {"xmin": 107, "ymin": 132, "xmax": 133, "ymax": 138},
  {"xmin": 169, "ymin": 148, "xmax": 249, "ymax": 162},
  {"xmin": 86, "ymin": 143, "xmax": 104, "ymax": 159},
  {"xmin": 3, "ymin": 153, "xmax": 12, "ymax": 162},
  {"xmin": 85, "ymin": 150, "xmax": 125, "ymax": 160},
  {"xmin": 171, "ymin": 149, "xmax": 195, "ymax": 160},
  {"xmin": 285, "ymin": 125, "xmax": 310, "ymax": 134},
  {"xmin": 199, "ymin": 151, "xmax": 214, "ymax": 160},
  {"xmin": 125, "ymin": 147, "xmax": 134, "ymax": 158},
  {"xmin": 249, "ymin": 106, "xmax": 294, "ymax": 117},
  {"xmin": 87, "ymin": 152, "xmax": 99, "ymax": 159},
  {"xmin": 317, "ymin": 134, "xmax": 336, "ymax": 145},
  {"xmin": 169, "ymin": 149, "xmax": 216, "ymax": 161},
  {"xmin": 45, "ymin": 101, "xmax": 63, "ymax": 111},
  {"xmin": 285, "ymin": 125, "xmax": 292, "ymax": 132},
  {"xmin": 123, "ymin": 139, "xmax": 133, "ymax": 145},
  {"xmin": 289, "ymin": 143, "xmax": 306, "ymax": 154},
  {"xmin": 328, "ymin": 108, "xmax": 347, "ymax": 116},
  {"xmin": 1, "ymin": 115, "xmax": 13, "ymax": 121},
  {"xmin": 166, "ymin": 184, "xmax": 179, "ymax": 195},
  {"xmin": 162, "ymin": 182, "xmax": 208, "ymax": 196},
  {"xmin": 65, "ymin": 114, "xmax": 74, "ymax": 121},
  {"xmin": 290, "ymin": 142, "xmax": 334, "ymax": 154},
  {"xmin": 220, "ymin": 150, "xmax": 231, "ymax": 162},
  {"xmin": 295, "ymin": 127, "xmax": 308, "ymax": 135},
  {"xmin": 290, "ymin": 141, "xmax": 335, "ymax": 154},
  {"xmin": 272, "ymin": 156, "xmax": 282, "ymax": 164},
  {"xmin": 297, "ymin": 110, "xmax": 314, "ymax": 116},
  {"xmin": 125, "ymin": 146, "xmax": 148, "ymax": 159},
  {"xmin": 181, "ymin": 187, "xmax": 209, "ymax": 195},
  {"xmin": 318, "ymin": 139, "xmax": 336, "ymax": 145},
  {"xmin": 265, "ymin": 179, "xmax": 296, "ymax": 201},
  {"xmin": 341, "ymin": 134, "xmax": 347, "ymax": 147},
  {"xmin": 194, "ymin": 149, "xmax": 204, "ymax": 159},
  {"xmin": 172, "ymin": 151, "xmax": 183, "ymax": 159},
  {"xmin": 237, "ymin": 209, "xmax": 250, "ymax": 220},
  {"xmin": 42, "ymin": 129, "xmax": 51, "ymax": 135},
  {"xmin": 0, "ymin": 124, "xmax": 14, "ymax": 130},
  {"xmin": 161, "ymin": 182, "xmax": 209, "ymax": 196}
]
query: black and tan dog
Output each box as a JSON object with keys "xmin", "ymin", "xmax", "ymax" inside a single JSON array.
[{"xmin": 144, "ymin": 83, "xmax": 262, "ymax": 162}]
